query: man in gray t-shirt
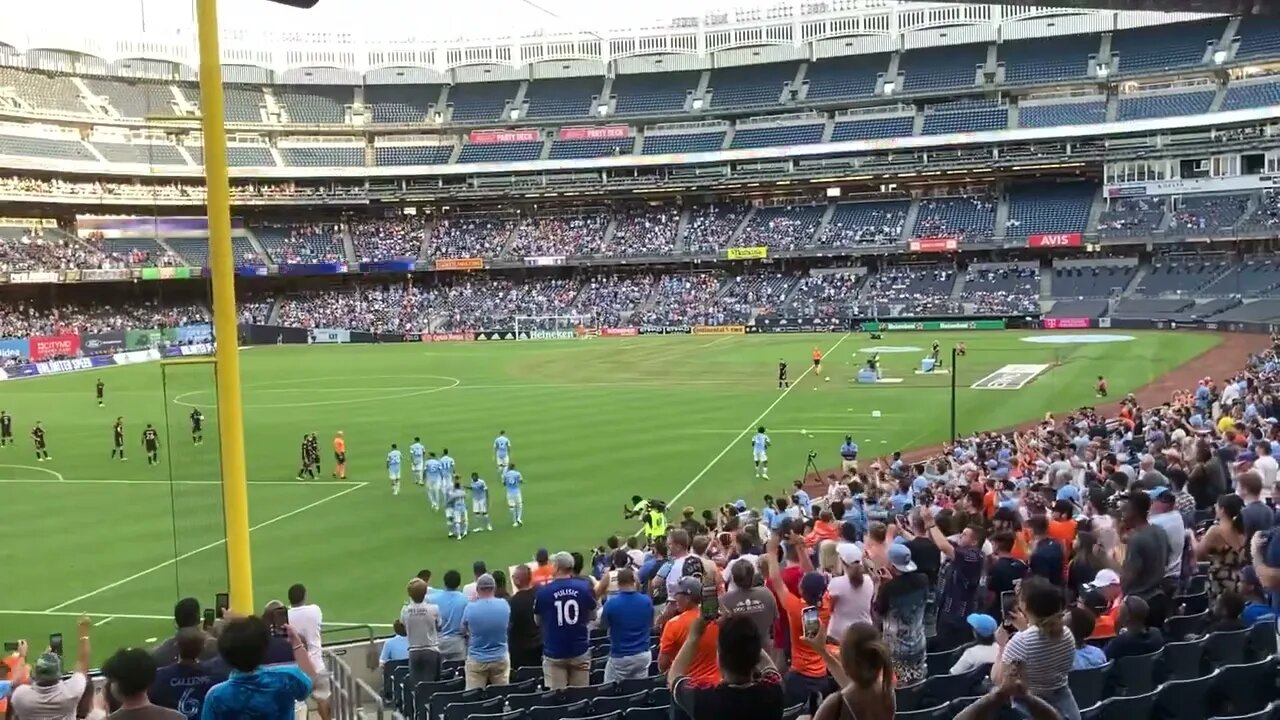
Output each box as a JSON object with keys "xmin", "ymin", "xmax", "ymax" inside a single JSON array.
[
  {"xmin": 720, "ymin": 559, "xmax": 778, "ymax": 644},
  {"xmin": 1147, "ymin": 488, "xmax": 1186, "ymax": 581},
  {"xmin": 1121, "ymin": 492, "xmax": 1171, "ymax": 627},
  {"xmin": 401, "ymin": 578, "xmax": 442, "ymax": 686}
]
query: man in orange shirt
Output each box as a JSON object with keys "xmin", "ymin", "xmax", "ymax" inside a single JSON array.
[
  {"xmin": 811, "ymin": 347, "xmax": 823, "ymax": 374},
  {"xmin": 658, "ymin": 577, "xmax": 720, "ymax": 687},
  {"xmin": 1080, "ymin": 569, "xmax": 1123, "ymax": 639},
  {"xmin": 764, "ymin": 537, "xmax": 833, "ymax": 713},
  {"xmin": 331, "ymin": 431, "xmax": 347, "ymax": 479},
  {"xmin": 530, "ymin": 548, "xmax": 555, "ymax": 587}
]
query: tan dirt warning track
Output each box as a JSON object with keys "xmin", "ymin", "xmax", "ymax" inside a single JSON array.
[{"xmin": 798, "ymin": 331, "xmax": 1271, "ymax": 495}]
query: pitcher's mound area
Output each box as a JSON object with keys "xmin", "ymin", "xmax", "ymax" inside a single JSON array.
[{"xmin": 1020, "ymin": 334, "xmax": 1136, "ymax": 345}]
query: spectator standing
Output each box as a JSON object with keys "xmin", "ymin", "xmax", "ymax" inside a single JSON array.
[
  {"xmin": 598, "ymin": 568, "xmax": 655, "ymax": 683},
  {"xmin": 434, "ymin": 571, "xmax": 469, "ymax": 662},
  {"xmin": 721, "ymin": 559, "xmax": 778, "ymax": 647},
  {"xmin": 764, "ymin": 539, "xmax": 833, "ymax": 711},
  {"xmin": 1066, "ymin": 531, "xmax": 1109, "ymax": 602},
  {"xmin": 462, "ymin": 574, "xmax": 511, "ymax": 690},
  {"xmin": 826, "ymin": 543, "xmax": 874, "ymax": 640},
  {"xmin": 10, "ymin": 615, "xmax": 91, "ymax": 720},
  {"xmin": 1026, "ymin": 516, "xmax": 1065, "ymax": 586},
  {"xmin": 904, "ymin": 512, "xmax": 943, "ymax": 641},
  {"xmin": 808, "ymin": 623, "xmax": 896, "ymax": 720},
  {"xmin": 1193, "ymin": 494, "xmax": 1246, "ymax": 602},
  {"xmin": 1119, "ymin": 491, "xmax": 1170, "ymax": 628},
  {"xmin": 873, "ymin": 543, "xmax": 929, "ymax": 685},
  {"xmin": 994, "ymin": 576, "xmax": 1079, "ymax": 720},
  {"xmin": 401, "ymin": 578, "xmax": 441, "ymax": 685},
  {"xmin": 152, "ymin": 599, "xmax": 218, "ymax": 665},
  {"xmin": 286, "ymin": 583, "xmax": 330, "ymax": 720},
  {"xmin": 463, "ymin": 561, "xmax": 487, "ymax": 602},
  {"xmin": 150, "ymin": 629, "xmax": 228, "ymax": 720},
  {"xmin": 984, "ymin": 532, "xmax": 1028, "ymax": 621},
  {"xmin": 659, "ymin": 577, "xmax": 722, "ymax": 692},
  {"xmin": 921, "ymin": 508, "xmax": 985, "ymax": 650},
  {"xmin": 199, "ymin": 616, "xmax": 316, "ymax": 720},
  {"xmin": 507, "ymin": 566, "xmax": 543, "ymax": 671},
  {"xmin": 101, "ymin": 648, "xmax": 183, "ymax": 720},
  {"xmin": 669, "ymin": 615, "xmax": 783, "ymax": 720},
  {"xmin": 531, "ymin": 549, "xmax": 554, "ymax": 587},
  {"xmin": 1236, "ymin": 470, "xmax": 1274, "ymax": 555},
  {"xmin": 534, "ymin": 551, "xmax": 597, "ymax": 689},
  {"xmin": 1253, "ymin": 442, "xmax": 1279, "ymax": 498},
  {"xmin": 377, "ymin": 622, "xmax": 410, "ymax": 668},
  {"xmin": 1147, "ymin": 488, "xmax": 1187, "ymax": 591}
]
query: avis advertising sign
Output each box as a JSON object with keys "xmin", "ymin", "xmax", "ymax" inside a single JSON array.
[{"xmin": 1026, "ymin": 233, "xmax": 1083, "ymax": 249}]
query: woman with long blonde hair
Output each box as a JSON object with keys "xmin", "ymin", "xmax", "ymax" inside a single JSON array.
[{"xmin": 807, "ymin": 622, "xmax": 896, "ymax": 720}]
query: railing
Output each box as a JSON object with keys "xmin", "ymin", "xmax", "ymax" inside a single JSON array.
[{"xmin": 320, "ymin": 624, "xmax": 401, "ymax": 720}]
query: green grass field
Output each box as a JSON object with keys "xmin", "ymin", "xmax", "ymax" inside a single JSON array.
[{"xmin": 0, "ymin": 329, "xmax": 1218, "ymax": 658}]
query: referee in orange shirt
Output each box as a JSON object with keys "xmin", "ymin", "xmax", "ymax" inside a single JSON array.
[{"xmin": 332, "ymin": 431, "xmax": 347, "ymax": 479}]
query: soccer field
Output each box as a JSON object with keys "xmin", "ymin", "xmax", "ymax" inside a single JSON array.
[{"xmin": 0, "ymin": 329, "xmax": 1218, "ymax": 657}]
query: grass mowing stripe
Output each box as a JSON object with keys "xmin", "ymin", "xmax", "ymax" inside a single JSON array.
[
  {"xmin": 44, "ymin": 482, "xmax": 369, "ymax": 612},
  {"xmin": 667, "ymin": 333, "xmax": 850, "ymax": 506}
]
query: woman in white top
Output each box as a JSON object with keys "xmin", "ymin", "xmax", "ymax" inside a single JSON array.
[
  {"xmin": 827, "ymin": 543, "xmax": 876, "ymax": 640},
  {"xmin": 818, "ymin": 540, "xmax": 842, "ymax": 577}
]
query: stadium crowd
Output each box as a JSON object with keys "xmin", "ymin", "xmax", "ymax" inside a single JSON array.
[
  {"xmin": 351, "ymin": 217, "xmax": 426, "ymax": 262},
  {"xmin": 0, "ymin": 300, "xmax": 209, "ymax": 338},
  {"xmin": 6, "ymin": 328, "xmax": 1275, "ymax": 720}
]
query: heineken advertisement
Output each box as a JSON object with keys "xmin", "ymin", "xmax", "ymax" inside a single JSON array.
[
  {"xmin": 861, "ymin": 319, "xmax": 1007, "ymax": 332},
  {"xmin": 140, "ymin": 267, "xmax": 197, "ymax": 280},
  {"xmin": 125, "ymin": 327, "xmax": 179, "ymax": 349}
]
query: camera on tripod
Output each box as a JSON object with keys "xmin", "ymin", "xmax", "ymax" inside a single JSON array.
[{"xmin": 807, "ymin": 450, "xmax": 818, "ymax": 461}]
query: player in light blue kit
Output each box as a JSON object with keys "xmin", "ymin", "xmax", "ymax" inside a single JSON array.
[
  {"xmin": 494, "ymin": 431, "xmax": 511, "ymax": 472},
  {"xmin": 502, "ymin": 463, "xmax": 524, "ymax": 528},
  {"xmin": 440, "ymin": 448, "xmax": 456, "ymax": 486},
  {"xmin": 751, "ymin": 426, "xmax": 771, "ymax": 479},
  {"xmin": 469, "ymin": 472, "xmax": 492, "ymax": 533},
  {"xmin": 425, "ymin": 452, "xmax": 444, "ymax": 511},
  {"xmin": 445, "ymin": 476, "xmax": 468, "ymax": 540},
  {"xmin": 387, "ymin": 443, "xmax": 403, "ymax": 496},
  {"xmin": 409, "ymin": 437, "xmax": 426, "ymax": 486}
]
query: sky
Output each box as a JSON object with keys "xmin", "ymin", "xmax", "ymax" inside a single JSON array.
[{"xmin": 0, "ymin": 0, "xmax": 751, "ymax": 42}]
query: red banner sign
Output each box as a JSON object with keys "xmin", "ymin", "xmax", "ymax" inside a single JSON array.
[
  {"xmin": 1026, "ymin": 232, "xmax": 1083, "ymax": 249},
  {"xmin": 421, "ymin": 332, "xmax": 474, "ymax": 342},
  {"xmin": 468, "ymin": 129, "xmax": 541, "ymax": 145},
  {"xmin": 909, "ymin": 237, "xmax": 959, "ymax": 253},
  {"xmin": 557, "ymin": 125, "xmax": 630, "ymax": 141},
  {"xmin": 1043, "ymin": 317, "xmax": 1092, "ymax": 330},
  {"xmin": 29, "ymin": 333, "xmax": 81, "ymax": 361},
  {"xmin": 600, "ymin": 327, "xmax": 639, "ymax": 337}
]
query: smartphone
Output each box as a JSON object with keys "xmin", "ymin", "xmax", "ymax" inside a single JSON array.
[
  {"xmin": 202, "ymin": 608, "xmax": 216, "ymax": 630},
  {"xmin": 700, "ymin": 595, "xmax": 720, "ymax": 622},
  {"xmin": 801, "ymin": 605, "xmax": 820, "ymax": 638},
  {"xmin": 49, "ymin": 633, "xmax": 63, "ymax": 657},
  {"xmin": 268, "ymin": 606, "xmax": 289, "ymax": 637},
  {"xmin": 215, "ymin": 592, "xmax": 230, "ymax": 618},
  {"xmin": 895, "ymin": 514, "xmax": 909, "ymax": 527},
  {"xmin": 3, "ymin": 641, "xmax": 17, "ymax": 653}
]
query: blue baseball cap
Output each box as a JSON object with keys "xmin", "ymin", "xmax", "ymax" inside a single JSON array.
[
  {"xmin": 887, "ymin": 543, "xmax": 916, "ymax": 572},
  {"xmin": 966, "ymin": 613, "xmax": 998, "ymax": 639},
  {"xmin": 1055, "ymin": 485, "xmax": 1082, "ymax": 505}
]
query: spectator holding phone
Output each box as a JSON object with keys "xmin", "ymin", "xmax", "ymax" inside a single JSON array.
[
  {"xmin": 10, "ymin": 615, "xmax": 91, "ymax": 720},
  {"xmin": 149, "ymin": 629, "xmax": 228, "ymax": 719},
  {"xmin": 200, "ymin": 615, "xmax": 316, "ymax": 720},
  {"xmin": 658, "ymin": 578, "xmax": 720, "ymax": 687},
  {"xmin": 763, "ymin": 534, "xmax": 833, "ymax": 712},
  {"xmin": 152, "ymin": 599, "xmax": 217, "ymax": 666},
  {"xmin": 669, "ymin": 614, "xmax": 782, "ymax": 720}
]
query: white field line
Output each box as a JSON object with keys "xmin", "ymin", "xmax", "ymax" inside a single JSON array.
[
  {"xmin": 44, "ymin": 482, "xmax": 369, "ymax": 612},
  {"xmin": 0, "ymin": 477, "xmax": 366, "ymax": 487},
  {"xmin": 0, "ymin": 609, "xmax": 391, "ymax": 628},
  {"xmin": 699, "ymin": 336, "xmax": 736, "ymax": 349},
  {"xmin": 667, "ymin": 333, "xmax": 851, "ymax": 506},
  {"xmin": 94, "ymin": 616, "xmax": 115, "ymax": 626}
]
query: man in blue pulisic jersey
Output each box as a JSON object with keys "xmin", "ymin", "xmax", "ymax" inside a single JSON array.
[
  {"xmin": 446, "ymin": 476, "xmax": 469, "ymax": 540},
  {"xmin": 387, "ymin": 444, "xmax": 403, "ymax": 496},
  {"xmin": 751, "ymin": 426, "xmax": 771, "ymax": 479},
  {"xmin": 494, "ymin": 430, "xmax": 511, "ymax": 472},
  {"xmin": 425, "ymin": 452, "xmax": 444, "ymax": 511},
  {"xmin": 503, "ymin": 464, "xmax": 524, "ymax": 527},
  {"xmin": 533, "ymin": 551, "xmax": 597, "ymax": 689},
  {"xmin": 409, "ymin": 438, "xmax": 426, "ymax": 487},
  {"xmin": 470, "ymin": 472, "xmax": 492, "ymax": 532}
]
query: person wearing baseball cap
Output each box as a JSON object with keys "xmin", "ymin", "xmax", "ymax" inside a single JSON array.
[
  {"xmin": 871, "ymin": 543, "xmax": 930, "ymax": 685},
  {"xmin": 10, "ymin": 615, "xmax": 91, "ymax": 719},
  {"xmin": 462, "ymin": 574, "xmax": 511, "ymax": 690},
  {"xmin": 951, "ymin": 614, "xmax": 999, "ymax": 673},
  {"xmin": 1082, "ymin": 569, "xmax": 1122, "ymax": 638},
  {"xmin": 658, "ymin": 577, "xmax": 720, "ymax": 687},
  {"xmin": 761, "ymin": 535, "xmax": 832, "ymax": 714}
]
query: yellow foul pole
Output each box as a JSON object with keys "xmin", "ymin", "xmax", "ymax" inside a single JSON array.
[{"xmin": 195, "ymin": 0, "xmax": 255, "ymax": 615}]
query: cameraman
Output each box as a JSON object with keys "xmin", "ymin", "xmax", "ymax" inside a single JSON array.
[{"xmin": 840, "ymin": 436, "xmax": 859, "ymax": 473}]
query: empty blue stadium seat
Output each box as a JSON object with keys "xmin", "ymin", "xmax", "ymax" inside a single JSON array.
[
  {"xmin": 819, "ymin": 201, "xmax": 908, "ymax": 246},
  {"xmin": 225, "ymin": 145, "xmax": 274, "ymax": 166},
  {"xmin": 365, "ymin": 85, "xmax": 439, "ymax": 124},
  {"xmin": 730, "ymin": 124, "xmax": 823, "ymax": 149},
  {"xmin": 0, "ymin": 134, "xmax": 95, "ymax": 161},
  {"xmin": 548, "ymin": 138, "xmax": 634, "ymax": 160},
  {"xmin": 280, "ymin": 146, "xmax": 363, "ymax": 166},
  {"xmin": 1019, "ymin": 100, "xmax": 1106, "ymax": 128},
  {"xmin": 913, "ymin": 197, "xmax": 995, "ymax": 242},
  {"xmin": 93, "ymin": 142, "xmax": 186, "ymax": 165},
  {"xmin": 1006, "ymin": 183, "xmax": 1096, "ymax": 237},
  {"xmin": 524, "ymin": 77, "xmax": 602, "ymax": 119},
  {"xmin": 1097, "ymin": 197, "xmax": 1166, "ymax": 239},
  {"xmin": 804, "ymin": 55, "xmax": 888, "ymax": 101},
  {"xmin": 1223, "ymin": 80, "xmax": 1280, "ymax": 111},
  {"xmin": 1052, "ymin": 266, "xmax": 1136, "ymax": 298},
  {"xmin": 448, "ymin": 82, "xmax": 518, "ymax": 123},
  {"xmin": 641, "ymin": 132, "xmax": 725, "ymax": 155},
  {"xmin": 374, "ymin": 145, "xmax": 453, "ymax": 165},
  {"xmin": 899, "ymin": 45, "xmax": 984, "ymax": 92},
  {"xmin": 611, "ymin": 72, "xmax": 697, "ymax": 116},
  {"xmin": 999, "ymin": 34, "xmax": 1097, "ymax": 85},
  {"xmin": 922, "ymin": 107, "xmax": 1007, "ymax": 135},
  {"xmin": 708, "ymin": 63, "xmax": 795, "ymax": 109},
  {"xmin": 1110, "ymin": 19, "xmax": 1224, "ymax": 74},
  {"xmin": 85, "ymin": 77, "xmax": 180, "ymax": 118},
  {"xmin": 278, "ymin": 86, "xmax": 350, "ymax": 123},
  {"xmin": 457, "ymin": 141, "xmax": 543, "ymax": 163},
  {"xmin": 181, "ymin": 84, "xmax": 264, "ymax": 123},
  {"xmin": 830, "ymin": 116, "xmax": 914, "ymax": 142},
  {"xmin": 1235, "ymin": 17, "xmax": 1280, "ymax": 60},
  {"xmin": 1117, "ymin": 91, "xmax": 1214, "ymax": 121}
]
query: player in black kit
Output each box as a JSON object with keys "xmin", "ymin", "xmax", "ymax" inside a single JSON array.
[
  {"xmin": 142, "ymin": 424, "xmax": 160, "ymax": 465},
  {"xmin": 111, "ymin": 417, "xmax": 126, "ymax": 460},
  {"xmin": 0, "ymin": 411, "xmax": 11, "ymax": 447},
  {"xmin": 297, "ymin": 434, "xmax": 319, "ymax": 480},
  {"xmin": 31, "ymin": 422, "xmax": 49, "ymax": 461},
  {"xmin": 190, "ymin": 408, "xmax": 204, "ymax": 446},
  {"xmin": 777, "ymin": 359, "xmax": 789, "ymax": 389},
  {"xmin": 96, "ymin": 379, "xmax": 105, "ymax": 407}
]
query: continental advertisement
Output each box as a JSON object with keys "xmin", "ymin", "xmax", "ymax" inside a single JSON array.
[
  {"xmin": 692, "ymin": 325, "xmax": 746, "ymax": 335},
  {"xmin": 860, "ymin": 320, "xmax": 1007, "ymax": 332},
  {"xmin": 726, "ymin": 246, "xmax": 768, "ymax": 261},
  {"xmin": 435, "ymin": 257, "xmax": 485, "ymax": 271},
  {"xmin": 140, "ymin": 267, "xmax": 197, "ymax": 280},
  {"xmin": 126, "ymin": 327, "xmax": 178, "ymax": 349}
]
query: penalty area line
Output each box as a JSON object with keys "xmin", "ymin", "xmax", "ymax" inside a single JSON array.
[
  {"xmin": 44, "ymin": 482, "xmax": 370, "ymax": 613},
  {"xmin": 668, "ymin": 333, "xmax": 851, "ymax": 506},
  {"xmin": 0, "ymin": 609, "xmax": 392, "ymax": 628}
]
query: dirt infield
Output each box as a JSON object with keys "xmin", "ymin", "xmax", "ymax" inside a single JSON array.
[{"xmin": 798, "ymin": 331, "xmax": 1272, "ymax": 495}]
